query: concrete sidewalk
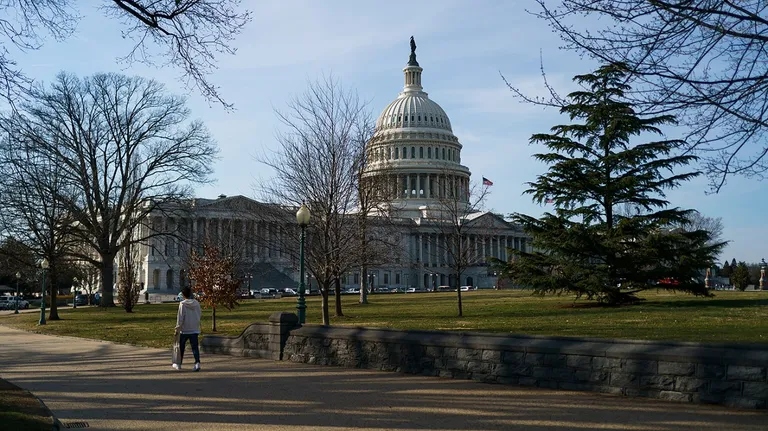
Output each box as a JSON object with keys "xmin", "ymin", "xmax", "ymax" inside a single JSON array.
[{"xmin": 0, "ymin": 325, "xmax": 765, "ymax": 431}]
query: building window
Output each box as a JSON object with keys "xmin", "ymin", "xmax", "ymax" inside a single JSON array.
[
  {"xmin": 384, "ymin": 272, "xmax": 390, "ymax": 284},
  {"xmin": 395, "ymin": 272, "xmax": 401, "ymax": 284},
  {"xmin": 411, "ymin": 147, "xmax": 415, "ymax": 158},
  {"xmin": 153, "ymin": 269, "xmax": 160, "ymax": 289},
  {"xmin": 166, "ymin": 269, "xmax": 174, "ymax": 290},
  {"xmin": 394, "ymin": 147, "xmax": 399, "ymax": 159},
  {"xmin": 428, "ymin": 147, "xmax": 432, "ymax": 158},
  {"xmin": 442, "ymin": 148, "xmax": 446, "ymax": 159},
  {"xmin": 419, "ymin": 147, "xmax": 424, "ymax": 158},
  {"xmin": 387, "ymin": 147, "xmax": 391, "ymax": 159},
  {"xmin": 353, "ymin": 273, "xmax": 360, "ymax": 284}
]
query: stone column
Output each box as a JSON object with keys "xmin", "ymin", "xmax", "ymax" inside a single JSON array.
[
  {"xmin": 416, "ymin": 173, "xmax": 421, "ymax": 197},
  {"xmin": 406, "ymin": 175, "xmax": 411, "ymax": 199}
]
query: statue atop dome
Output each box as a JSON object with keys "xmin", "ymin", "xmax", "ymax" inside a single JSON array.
[{"xmin": 408, "ymin": 36, "xmax": 420, "ymax": 67}]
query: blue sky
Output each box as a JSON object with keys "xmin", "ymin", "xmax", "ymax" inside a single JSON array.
[{"xmin": 10, "ymin": 0, "xmax": 767, "ymax": 264}]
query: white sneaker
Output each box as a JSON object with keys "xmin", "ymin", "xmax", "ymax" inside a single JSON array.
[
  {"xmin": 172, "ymin": 363, "xmax": 181, "ymax": 371},
  {"xmin": 193, "ymin": 362, "xmax": 201, "ymax": 372}
]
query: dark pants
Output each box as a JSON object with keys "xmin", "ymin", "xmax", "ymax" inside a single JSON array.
[{"xmin": 179, "ymin": 333, "xmax": 200, "ymax": 364}]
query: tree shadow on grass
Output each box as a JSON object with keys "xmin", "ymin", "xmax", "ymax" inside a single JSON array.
[{"xmin": 643, "ymin": 298, "xmax": 768, "ymax": 309}]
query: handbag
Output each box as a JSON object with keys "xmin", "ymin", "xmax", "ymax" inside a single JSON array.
[{"xmin": 172, "ymin": 332, "xmax": 182, "ymax": 365}]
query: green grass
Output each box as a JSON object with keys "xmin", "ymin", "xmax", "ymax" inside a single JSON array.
[
  {"xmin": 0, "ymin": 379, "xmax": 54, "ymax": 431},
  {"xmin": 2, "ymin": 290, "xmax": 768, "ymax": 348}
]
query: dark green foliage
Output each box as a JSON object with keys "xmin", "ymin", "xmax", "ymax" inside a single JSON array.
[
  {"xmin": 720, "ymin": 260, "xmax": 732, "ymax": 279},
  {"xmin": 732, "ymin": 262, "xmax": 751, "ymax": 291},
  {"xmin": 499, "ymin": 64, "xmax": 725, "ymax": 305}
]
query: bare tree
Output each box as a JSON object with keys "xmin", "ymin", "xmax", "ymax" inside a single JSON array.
[
  {"xmin": 0, "ymin": 72, "xmax": 217, "ymax": 307},
  {"xmin": 117, "ymin": 238, "xmax": 141, "ymax": 312},
  {"xmin": 0, "ymin": 135, "xmax": 81, "ymax": 320},
  {"xmin": 427, "ymin": 172, "xmax": 490, "ymax": 317},
  {"xmin": 523, "ymin": 1, "xmax": 768, "ymax": 191},
  {"xmin": 0, "ymin": 0, "xmax": 250, "ymax": 109},
  {"xmin": 256, "ymin": 75, "xmax": 369, "ymax": 325}
]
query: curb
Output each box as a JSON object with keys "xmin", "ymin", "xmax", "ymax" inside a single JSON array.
[{"xmin": 1, "ymin": 377, "xmax": 61, "ymax": 430}]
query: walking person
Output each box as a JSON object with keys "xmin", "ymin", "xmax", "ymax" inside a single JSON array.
[{"xmin": 173, "ymin": 287, "xmax": 202, "ymax": 371}]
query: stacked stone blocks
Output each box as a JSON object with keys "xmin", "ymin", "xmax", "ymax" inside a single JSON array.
[{"xmin": 201, "ymin": 312, "xmax": 768, "ymax": 410}]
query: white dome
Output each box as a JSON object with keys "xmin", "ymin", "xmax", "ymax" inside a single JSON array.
[{"xmin": 375, "ymin": 93, "xmax": 453, "ymax": 132}]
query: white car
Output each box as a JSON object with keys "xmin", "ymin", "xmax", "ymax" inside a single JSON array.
[
  {"xmin": 460, "ymin": 285, "xmax": 476, "ymax": 292},
  {"xmin": 0, "ymin": 296, "xmax": 29, "ymax": 310}
]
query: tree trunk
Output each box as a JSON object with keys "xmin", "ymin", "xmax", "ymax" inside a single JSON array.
[
  {"xmin": 100, "ymin": 257, "xmax": 116, "ymax": 307},
  {"xmin": 47, "ymin": 266, "xmax": 60, "ymax": 320},
  {"xmin": 321, "ymin": 285, "xmax": 330, "ymax": 326},
  {"xmin": 334, "ymin": 277, "xmax": 343, "ymax": 317},
  {"xmin": 456, "ymin": 271, "xmax": 463, "ymax": 317},
  {"xmin": 359, "ymin": 264, "xmax": 368, "ymax": 304},
  {"xmin": 212, "ymin": 306, "xmax": 217, "ymax": 332}
]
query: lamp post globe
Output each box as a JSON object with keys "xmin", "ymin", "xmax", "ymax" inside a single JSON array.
[
  {"xmin": 296, "ymin": 202, "xmax": 310, "ymax": 324},
  {"xmin": 14, "ymin": 272, "xmax": 21, "ymax": 314},
  {"xmin": 39, "ymin": 258, "xmax": 49, "ymax": 325}
]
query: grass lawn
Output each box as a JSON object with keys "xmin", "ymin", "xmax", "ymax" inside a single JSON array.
[
  {"xmin": 0, "ymin": 379, "xmax": 54, "ymax": 431},
  {"xmin": 1, "ymin": 289, "xmax": 767, "ymax": 348}
]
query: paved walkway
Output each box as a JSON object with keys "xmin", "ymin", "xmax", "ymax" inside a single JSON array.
[{"xmin": 0, "ymin": 325, "xmax": 765, "ymax": 431}]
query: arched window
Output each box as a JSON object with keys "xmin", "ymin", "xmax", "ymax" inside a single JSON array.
[
  {"xmin": 411, "ymin": 147, "xmax": 415, "ymax": 158},
  {"xmin": 442, "ymin": 148, "xmax": 446, "ymax": 159},
  {"xmin": 419, "ymin": 147, "xmax": 424, "ymax": 158},
  {"xmin": 166, "ymin": 269, "xmax": 174, "ymax": 291},
  {"xmin": 428, "ymin": 147, "xmax": 432, "ymax": 159},
  {"xmin": 153, "ymin": 269, "xmax": 160, "ymax": 289},
  {"xmin": 394, "ymin": 147, "xmax": 399, "ymax": 159}
]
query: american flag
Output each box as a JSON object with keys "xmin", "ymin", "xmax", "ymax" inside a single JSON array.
[{"xmin": 482, "ymin": 177, "xmax": 493, "ymax": 186}]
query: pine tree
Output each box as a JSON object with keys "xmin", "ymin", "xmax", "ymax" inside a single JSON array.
[
  {"xmin": 720, "ymin": 259, "xmax": 732, "ymax": 279},
  {"xmin": 732, "ymin": 262, "xmax": 751, "ymax": 291},
  {"xmin": 730, "ymin": 258, "xmax": 737, "ymax": 272},
  {"xmin": 501, "ymin": 63, "xmax": 725, "ymax": 305}
]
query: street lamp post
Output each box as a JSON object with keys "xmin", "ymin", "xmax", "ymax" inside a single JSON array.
[
  {"xmin": 246, "ymin": 273, "xmax": 253, "ymax": 297},
  {"xmin": 296, "ymin": 202, "xmax": 311, "ymax": 324},
  {"xmin": 14, "ymin": 272, "xmax": 21, "ymax": 314},
  {"xmin": 72, "ymin": 277, "xmax": 78, "ymax": 309},
  {"xmin": 39, "ymin": 258, "xmax": 49, "ymax": 325}
]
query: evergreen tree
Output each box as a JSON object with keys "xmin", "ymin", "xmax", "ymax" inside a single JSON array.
[
  {"xmin": 732, "ymin": 262, "xmax": 751, "ymax": 291},
  {"xmin": 500, "ymin": 64, "xmax": 725, "ymax": 305},
  {"xmin": 730, "ymin": 258, "xmax": 737, "ymax": 272},
  {"xmin": 720, "ymin": 259, "xmax": 732, "ymax": 279}
]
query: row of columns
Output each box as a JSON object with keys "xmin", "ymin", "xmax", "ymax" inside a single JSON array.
[
  {"xmin": 371, "ymin": 144, "xmax": 459, "ymax": 163},
  {"xmin": 149, "ymin": 216, "xmax": 292, "ymax": 262},
  {"xmin": 382, "ymin": 173, "xmax": 469, "ymax": 200},
  {"xmin": 413, "ymin": 233, "xmax": 527, "ymax": 266}
]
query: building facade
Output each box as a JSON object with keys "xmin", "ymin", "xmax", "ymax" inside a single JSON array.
[{"xmin": 108, "ymin": 42, "xmax": 530, "ymax": 298}]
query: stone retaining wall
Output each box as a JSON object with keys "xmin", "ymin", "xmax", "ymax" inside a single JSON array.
[{"xmin": 201, "ymin": 312, "xmax": 768, "ymax": 410}]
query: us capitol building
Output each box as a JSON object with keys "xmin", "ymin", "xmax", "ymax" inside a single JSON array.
[{"xmin": 108, "ymin": 40, "xmax": 531, "ymax": 298}]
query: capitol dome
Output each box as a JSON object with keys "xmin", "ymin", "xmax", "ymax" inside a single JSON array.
[
  {"xmin": 375, "ymin": 93, "xmax": 453, "ymax": 132},
  {"xmin": 364, "ymin": 38, "xmax": 471, "ymax": 219}
]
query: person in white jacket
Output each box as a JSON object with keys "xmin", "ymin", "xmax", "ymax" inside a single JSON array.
[{"xmin": 174, "ymin": 287, "xmax": 202, "ymax": 371}]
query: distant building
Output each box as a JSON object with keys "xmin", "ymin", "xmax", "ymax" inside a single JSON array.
[{"xmin": 99, "ymin": 42, "xmax": 531, "ymax": 297}]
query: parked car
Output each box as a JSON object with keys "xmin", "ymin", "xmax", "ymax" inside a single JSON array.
[
  {"xmin": 260, "ymin": 288, "xmax": 279, "ymax": 298},
  {"xmin": 437, "ymin": 285, "xmax": 454, "ymax": 292},
  {"xmin": 74, "ymin": 294, "xmax": 88, "ymax": 306},
  {"xmin": 281, "ymin": 288, "xmax": 298, "ymax": 297},
  {"xmin": 0, "ymin": 296, "xmax": 29, "ymax": 310},
  {"xmin": 460, "ymin": 285, "xmax": 476, "ymax": 292}
]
